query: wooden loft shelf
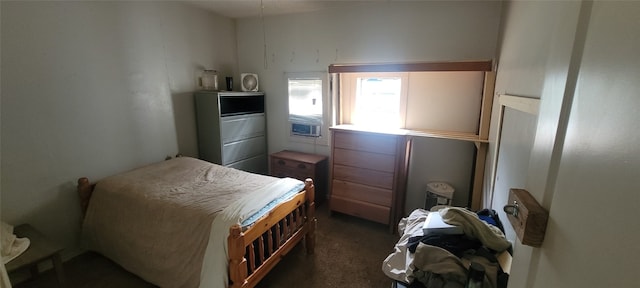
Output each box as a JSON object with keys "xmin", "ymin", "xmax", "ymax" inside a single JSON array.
[
  {"xmin": 328, "ymin": 60, "xmax": 493, "ymax": 73},
  {"xmin": 406, "ymin": 129, "xmax": 489, "ymax": 144},
  {"xmin": 330, "ymin": 125, "xmax": 488, "ymax": 144},
  {"xmin": 330, "ymin": 66, "xmax": 496, "ymax": 211}
]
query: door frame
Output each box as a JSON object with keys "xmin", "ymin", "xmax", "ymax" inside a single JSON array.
[{"xmin": 488, "ymin": 94, "xmax": 540, "ymax": 206}]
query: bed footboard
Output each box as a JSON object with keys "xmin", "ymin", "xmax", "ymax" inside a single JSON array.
[{"xmin": 228, "ymin": 178, "xmax": 316, "ymax": 288}]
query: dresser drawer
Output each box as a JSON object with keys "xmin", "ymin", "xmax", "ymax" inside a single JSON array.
[
  {"xmin": 333, "ymin": 164, "xmax": 394, "ymax": 189},
  {"xmin": 332, "ymin": 179, "xmax": 392, "ymax": 207},
  {"xmin": 330, "ymin": 196, "xmax": 390, "ymax": 225},
  {"xmin": 333, "ymin": 131, "xmax": 398, "ymax": 155},
  {"xmin": 333, "ymin": 148, "xmax": 396, "ymax": 173},
  {"xmin": 271, "ymin": 166, "xmax": 311, "ymax": 180}
]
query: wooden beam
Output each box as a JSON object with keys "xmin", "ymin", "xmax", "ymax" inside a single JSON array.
[
  {"xmin": 471, "ymin": 143, "xmax": 488, "ymax": 211},
  {"xmin": 406, "ymin": 129, "xmax": 488, "ymax": 143},
  {"xmin": 488, "ymin": 94, "xmax": 541, "ymax": 208},
  {"xmin": 328, "ymin": 60, "xmax": 493, "ymax": 73},
  {"xmin": 478, "ymin": 71, "xmax": 496, "ymax": 140},
  {"xmin": 499, "ymin": 94, "xmax": 540, "ymax": 115}
]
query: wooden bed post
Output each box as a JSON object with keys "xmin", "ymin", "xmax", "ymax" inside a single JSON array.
[
  {"xmin": 78, "ymin": 177, "xmax": 94, "ymax": 218},
  {"xmin": 228, "ymin": 224, "xmax": 247, "ymax": 288},
  {"xmin": 304, "ymin": 178, "xmax": 316, "ymax": 255}
]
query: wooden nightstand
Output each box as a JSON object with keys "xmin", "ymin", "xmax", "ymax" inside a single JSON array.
[
  {"xmin": 270, "ymin": 150, "xmax": 328, "ymax": 206},
  {"xmin": 6, "ymin": 224, "xmax": 65, "ymax": 286}
]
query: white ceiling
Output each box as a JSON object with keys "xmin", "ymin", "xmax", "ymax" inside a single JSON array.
[{"xmin": 184, "ymin": 0, "xmax": 389, "ymax": 19}]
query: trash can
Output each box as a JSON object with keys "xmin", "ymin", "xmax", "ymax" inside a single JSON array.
[{"xmin": 424, "ymin": 182, "xmax": 455, "ymax": 210}]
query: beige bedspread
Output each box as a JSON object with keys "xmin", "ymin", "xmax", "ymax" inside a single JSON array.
[{"xmin": 81, "ymin": 157, "xmax": 278, "ymax": 288}]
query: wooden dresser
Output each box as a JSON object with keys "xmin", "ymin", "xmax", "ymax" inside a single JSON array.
[
  {"xmin": 329, "ymin": 126, "xmax": 410, "ymax": 232},
  {"xmin": 269, "ymin": 150, "xmax": 328, "ymax": 205}
]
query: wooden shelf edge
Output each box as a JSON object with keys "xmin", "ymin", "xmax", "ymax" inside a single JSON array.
[
  {"xmin": 328, "ymin": 60, "xmax": 493, "ymax": 73},
  {"xmin": 329, "ymin": 125, "xmax": 490, "ymax": 144},
  {"xmin": 406, "ymin": 129, "xmax": 489, "ymax": 144}
]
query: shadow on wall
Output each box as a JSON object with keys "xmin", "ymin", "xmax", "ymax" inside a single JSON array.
[
  {"xmin": 13, "ymin": 180, "xmax": 82, "ymax": 254},
  {"xmin": 405, "ymin": 137, "xmax": 476, "ymax": 213},
  {"xmin": 173, "ymin": 61, "xmax": 237, "ymax": 159},
  {"xmin": 171, "ymin": 92, "xmax": 199, "ymax": 158}
]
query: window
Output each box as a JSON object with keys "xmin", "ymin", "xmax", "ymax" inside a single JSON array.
[
  {"xmin": 353, "ymin": 76, "xmax": 403, "ymax": 128},
  {"xmin": 287, "ymin": 72, "xmax": 327, "ymax": 138},
  {"xmin": 288, "ymin": 78, "xmax": 323, "ymax": 126},
  {"xmin": 340, "ymin": 72, "xmax": 408, "ymax": 129}
]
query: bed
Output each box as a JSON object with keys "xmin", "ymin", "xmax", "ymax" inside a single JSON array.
[{"xmin": 77, "ymin": 156, "xmax": 316, "ymax": 288}]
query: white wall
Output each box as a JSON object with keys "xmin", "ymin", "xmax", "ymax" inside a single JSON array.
[
  {"xmin": 530, "ymin": 1, "xmax": 639, "ymax": 286},
  {"xmin": 486, "ymin": 0, "xmax": 584, "ymax": 244},
  {"xmin": 487, "ymin": 0, "xmax": 582, "ymax": 285},
  {"xmin": 236, "ymin": 1, "xmax": 502, "ymax": 210},
  {"xmin": 0, "ymin": 2, "xmax": 9, "ymax": 286},
  {"xmin": 405, "ymin": 71, "xmax": 485, "ymax": 208},
  {"xmin": 0, "ymin": 1, "xmax": 238, "ymax": 258},
  {"xmin": 405, "ymin": 71, "xmax": 484, "ymax": 133},
  {"xmin": 489, "ymin": 0, "xmax": 639, "ymax": 286}
]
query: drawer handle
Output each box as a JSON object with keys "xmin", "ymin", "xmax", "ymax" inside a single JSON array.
[
  {"xmin": 297, "ymin": 163, "xmax": 307, "ymax": 169},
  {"xmin": 504, "ymin": 201, "xmax": 519, "ymax": 217},
  {"xmin": 277, "ymin": 160, "xmax": 286, "ymax": 165}
]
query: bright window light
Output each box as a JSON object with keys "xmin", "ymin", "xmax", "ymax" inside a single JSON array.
[
  {"xmin": 353, "ymin": 77, "xmax": 402, "ymax": 128},
  {"xmin": 288, "ymin": 78, "xmax": 323, "ymax": 125}
]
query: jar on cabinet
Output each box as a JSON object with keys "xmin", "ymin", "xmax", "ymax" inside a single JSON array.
[{"xmin": 200, "ymin": 69, "xmax": 218, "ymax": 90}]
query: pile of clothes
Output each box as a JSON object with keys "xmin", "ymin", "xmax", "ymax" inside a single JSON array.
[{"xmin": 382, "ymin": 208, "xmax": 511, "ymax": 288}]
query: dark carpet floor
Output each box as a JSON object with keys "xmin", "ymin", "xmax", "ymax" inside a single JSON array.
[{"xmin": 12, "ymin": 204, "xmax": 399, "ymax": 288}]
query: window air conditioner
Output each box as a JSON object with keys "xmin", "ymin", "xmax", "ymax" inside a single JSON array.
[{"xmin": 291, "ymin": 123, "xmax": 321, "ymax": 137}]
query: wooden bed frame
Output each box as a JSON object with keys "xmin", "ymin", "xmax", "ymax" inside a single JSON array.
[{"xmin": 77, "ymin": 176, "xmax": 316, "ymax": 288}]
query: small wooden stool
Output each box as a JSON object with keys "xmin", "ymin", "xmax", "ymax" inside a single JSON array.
[{"xmin": 5, "ymin": 224, "xmax": 65, "ymax": 286}]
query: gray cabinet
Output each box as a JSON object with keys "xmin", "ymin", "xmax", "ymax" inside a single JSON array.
[{"xmin": 194, "ymin": 91, "xmax": 267, "ymax": 174}]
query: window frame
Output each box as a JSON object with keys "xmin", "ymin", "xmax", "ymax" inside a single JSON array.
[
  {"xmin": 285, "ymin": 71, "xmax": 330, "ymax": 145},
  {"xmin": 339, "ymin": 72, "xmax": 409, "ymax": 129}
]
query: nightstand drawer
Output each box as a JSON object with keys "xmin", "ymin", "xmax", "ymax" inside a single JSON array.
[
  {"xmin": 271, "ymin": 166, "xmax": 311, "ymax": 180},
  {"xmin": 271, "ymin": 158, "xmax": 316, "ymax": 174}
]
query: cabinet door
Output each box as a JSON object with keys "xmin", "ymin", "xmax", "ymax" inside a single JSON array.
[
  {"xmin": 220, "ymin": 114, "xmax": 265, "ymax": 144},
  {"xmin": 222, "ymin": 136, "xmax": 266, "ymax": 165},
  {"xmin": 227, "ymin": 154, "xmax": 267, "ymax": 175}
]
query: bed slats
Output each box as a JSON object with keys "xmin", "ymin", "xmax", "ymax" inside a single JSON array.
[
  {"xmin": 267, "ymin": 229, "xmax": 273, "ymax": 259},
  {"xmin": 228, "ymin": 179, "xmax": 316, "ymax": 288},
  {"xmin": 244, "ymin": 205, "xmax": 307, "ymax": 275},
  {"xmin": 229, "ymin": 196, "xmax": 308, "ymax": 285}
]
